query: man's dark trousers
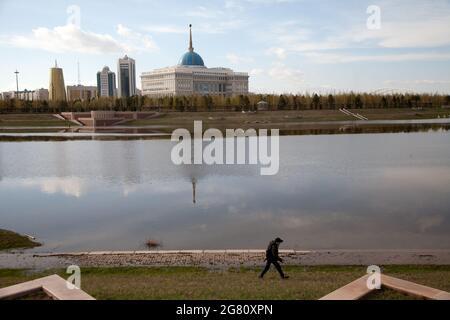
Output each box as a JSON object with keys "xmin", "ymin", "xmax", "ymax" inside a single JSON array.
[{"xmin": 260, "ymin": 259, "xmax": 285, "ymax": 278}]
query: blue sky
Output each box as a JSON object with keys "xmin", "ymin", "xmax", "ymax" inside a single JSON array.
[{"xmin": 0, "ymin": 0, "xmax": 449, "ymax": 94}]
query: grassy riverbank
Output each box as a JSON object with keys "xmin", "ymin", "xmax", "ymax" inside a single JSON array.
[
  {"xmin": 0, "ymin": 229, "xmax": 41, "ymax": 251},
  {"xmin": 1, "ymin": 265, "xmax": 449, "ymax": 300},
  {"xmin": 0, "ymin": 114, "xmax": 72, "ymax": 127},
  {"xmin": 1, "ymin": 109, "xmax": 450, "ymax": 129},
  {"xmin": 125, "ymin": 108, "xmax": 450, "ymax": 128}
]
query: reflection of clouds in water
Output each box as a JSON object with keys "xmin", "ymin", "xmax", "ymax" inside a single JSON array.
[
  {"xmin": 380, "ymin": 167, "xmax": 450, "ymax": 191},
  {"xmin": 1, "ymin": 133, "xmax": 450, "ymax": 251},
  {"xmin": 121, "ymin": 181, "xmax": 190, "ymax": 197},
  {"xmin": 417, "ymin": 215, "xmax": 445, "ymax": 233},
  {"xmin": 41, "ymin": 222, "xmax": 146, "ymax": 252},
  {"xmin": 247, "ymin": 210, "xmax": 314, "ymax": 229},
  {"xmin": 3, "ymin": 176, "xmax": 194, "ymax": 199},
  {"xmin": 8, "ymin": 177, "xmax": 86, "ymax": 198},
  {"xmin": 190, "ymin": 224, "xmax": 208, "ymax": 232},
  {"xmin": 0, "ymin": 144, "xmax": 3, "ymax": 182},
  {"xmin": 122, "ymin": 185, "xmax": 139, "ymax": 197},
  {"xmin": 112, "ymin": 167, "xmax": 450, "ymax": 248}
]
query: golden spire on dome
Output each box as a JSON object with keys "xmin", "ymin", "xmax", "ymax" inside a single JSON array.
[{"xmin": 189, "ymin": 24, "xmax": 194, "ymax": 52}]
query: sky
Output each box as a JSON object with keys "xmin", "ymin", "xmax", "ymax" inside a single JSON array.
[{"xmin": 0, "ymin": 0, "xmax": 449, "ymax": 94}]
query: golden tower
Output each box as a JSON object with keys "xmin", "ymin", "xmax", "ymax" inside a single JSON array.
[{"xmin": 49, "ymin": 60, "xmax": 67, "ymax": 101}]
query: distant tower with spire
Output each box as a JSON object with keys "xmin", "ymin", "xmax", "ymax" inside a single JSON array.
[
  {"xmin": 178, "ymin": 24, "xmax": 205, "ymax": 67},
  {"xmin": 14, "ymin": 70, "xmax": 19, "ymax": 98},
  {"xmin": 189, "ymin": 24, "xmax": 194, "ymax": 52},
  {"xmin": 49, "ymin": 60, "xmax": 67, "ymax": 101}
]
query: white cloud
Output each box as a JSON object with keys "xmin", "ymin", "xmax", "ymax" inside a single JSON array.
[
  {"xmin": 226, "ymin": 53, "xmax": 254, "ymax": 64},
  {"xmin": 348, "ymin": 1, "xmax": 450, "ymax": 49},
  {"xmin": 353, "ymin": 0, "xmax": 450, "ymax": 48},
  {"xmin": 260, "ymin": 0, "xmax": 450, "ymax": 65},
  {"xmin": 384, "ymin": 80, "xmax": 450, "ymax": 86},
  {"xmin": 197, "ymin": 20, "xmax": 245, "ymax": 34},
  {"xmin": 352, "ymin": 20, "xmax": 450, "ymax": 49},
  {"xmin": 2, "ymin": 24, "xmax": 122, "ymax": 54},
  {"xmin": 245, "ymin": 0, "xmax": 299, "ymax": 4},
  {"xmin": 224, "ymin": 1, "xmax": 245, "ymax": 12},
  {"xmin": 116, "ymin": 24, "xmax": 132, "ymax": 37},
  {"xmin": 248, "ymin": 63, "xmax": 304, "ymax": 93},
  {"xmin": 172, "ymin": 2, "xmax": 247, "ymax": 34},
  {"xmin": 143, "ymin": 25, "xmax": 186, "ymax": 34},
  {"xmin": 303, "ymin": 52, "xmax": 450, "ymax": 64},
  {"xmin": 185, "ymin": 6, "xmax": 223, "ymax": 19},
  {"xmin": 249, "ymin": 68, "xmax": 264, "ymax": 76},
  {"xmin": 0, "ymin": 23, "xmax": 158, "ymax": 54},
  {"xmin": 268, "ymin": 62, "xmax": 303, "ymax": 83},
  {"xmin": 144, "ymin": 20, "xmax": 244, "ymax": 35},
  {"xmin": 266, "ymin": 47, "xmax": 287, "ymax": 59},
  {"xmin": 116, "ymin": 24, "xmax": 159, "ymax": 53}
]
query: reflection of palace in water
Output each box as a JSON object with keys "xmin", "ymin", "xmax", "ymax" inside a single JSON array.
[
  {"xmin": 192, "ymin": 178, "xmax": 196, "ymax": 204},
  {"xmin": 0, "ymin": 138, "xmax": 261, "ymax": 201}
]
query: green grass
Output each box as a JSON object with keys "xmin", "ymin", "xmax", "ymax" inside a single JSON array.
[
  {"xmin": 0, "ymin": 114, "xmax": 73, "ymax": 127},
  {"xmin": 363, "ymin": 288, "xmax": 420, "ymax": 300},
  {"xmin": 0, "ymin": 229, "xmax": 41, "ymax": 251},
  {"xmin": 124, "ymin": 108, "xmax": 450, "ymax": 127},
  {"xmin": 1, "ymin": 265, "xmax": 449, "ymax": 300},
  {"xmin": 1, "ymin": 109, "xmax": 449, "ymax": 130},
  {"xmin": 0, "ymin": 120, "xmax": 72, "ymax": 127}
]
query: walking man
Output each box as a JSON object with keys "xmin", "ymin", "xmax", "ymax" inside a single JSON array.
[{"xmin": 259, "ymin": 237, "xmax": 289, "ymax": 279}]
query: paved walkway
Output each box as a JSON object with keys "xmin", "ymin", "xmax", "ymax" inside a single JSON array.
[{"xmin": 1, "ymin": 250, "xmax": 449, "ymax": 270}]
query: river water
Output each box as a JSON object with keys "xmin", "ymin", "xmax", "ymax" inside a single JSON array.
[{"xmin": 1, "ymin": 131, "xmax": 449, "ymax": 252}]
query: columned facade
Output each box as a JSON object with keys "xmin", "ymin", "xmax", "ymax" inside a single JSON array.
[{"xmin": 141, "ymin": 25, "xmax": 249, "ymax": 97}]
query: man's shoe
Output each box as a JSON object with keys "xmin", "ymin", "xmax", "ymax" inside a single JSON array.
[{"xmin": 282, "ymin": 276, "xmax": 289, "ymax": 279}]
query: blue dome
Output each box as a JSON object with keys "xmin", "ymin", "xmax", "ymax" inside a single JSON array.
[{"xmin": 179, "ymin": 51, "xmax": 205, "ymax": 67}]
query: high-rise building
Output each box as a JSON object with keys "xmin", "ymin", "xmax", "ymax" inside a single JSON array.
[
  {"xmin": 141, "ymin": 25, "xmax": 249, "ymax": 97},
  {"xmin": 117, "ymin": 55, "xmax": 136, "ymax": 98},
  {"xmin": 49, "ymin": 61, "xmax": 67, "ymax": 101},
  {"xmin": 96, "ymin": 66, "xmax": 117, "ymax": 98},
  {"xmin": 67, "ymin": 85, "xmax": 97, "ymax": 101}
]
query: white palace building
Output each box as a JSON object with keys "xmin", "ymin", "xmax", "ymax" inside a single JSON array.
[{"xmin": 141, "ymin": 25, "xmax": 249, "ymax": 97}]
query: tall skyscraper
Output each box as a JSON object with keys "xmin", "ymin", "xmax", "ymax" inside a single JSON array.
[
  {"xmin": 96, "ymin": 66, "xmax": 117, "ymax": 98},
  {"xmin": 49, "ymin": 61, "xmax": 67, "ymax": 101},
  {"xmin": 117, "ymin": 55, "xmax": 136, "ymax": 98}
]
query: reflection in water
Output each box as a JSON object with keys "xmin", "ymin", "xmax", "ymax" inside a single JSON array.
[
  {"xmin": 1, "ymin": 120, "xmax": 450, "ymax": 142},
  {"xmin": 0, "ymin": 132, "xmax": 450, "ymax": 252},
  {"xmin": 17, "ymin": 177, "xmax": 85, "ymax": 198},
  {"xmin": 192, "ymin": 178, "xmax": 197, "ymax": 204},
  {"xmin": 280, "ymin": 123, "xmax": 450, "ymax": 136},
  {"xmin": 0, "ymin": 144, "xmax": 3, "ymax": 182}
]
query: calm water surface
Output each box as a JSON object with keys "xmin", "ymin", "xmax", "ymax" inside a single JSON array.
[{"xmin": 1, "ymin": 132, "xmax": 450, "ymax": 252}]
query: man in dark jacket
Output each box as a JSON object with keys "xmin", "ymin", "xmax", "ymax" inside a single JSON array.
[{"xmin": 259, "ymin": 237, "xmax": 289, "ymax": 279}]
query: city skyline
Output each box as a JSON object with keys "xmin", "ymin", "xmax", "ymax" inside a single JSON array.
[{"xmin": 1, "ymin": 0, "xmax": 450, "ymax": 94}]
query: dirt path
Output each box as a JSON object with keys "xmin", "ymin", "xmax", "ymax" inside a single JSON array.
[{"xmin": 1, "ymin": 250, "xmax": 449, "ymax": 270}]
